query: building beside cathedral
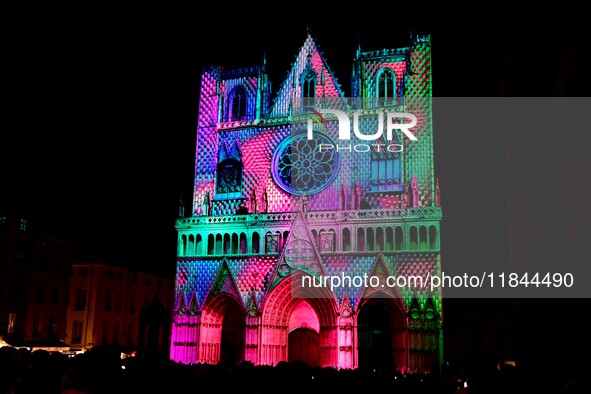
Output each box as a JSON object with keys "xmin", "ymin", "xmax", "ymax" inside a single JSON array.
[
  {"xmin": 0, "ymin": 213, "xmax": 74, "ymax": 348},
  {"xmin": 65, "ymin": 263, "xmax": 173, "ymax": 353},
  {"xmin": 170, "ymin": 33, "xmax": 442, "ymax": 373}
]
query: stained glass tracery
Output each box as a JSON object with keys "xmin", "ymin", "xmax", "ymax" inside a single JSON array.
[{"xmin": 271, "ymin": 132, "xmax": 339, "ymax": 196}]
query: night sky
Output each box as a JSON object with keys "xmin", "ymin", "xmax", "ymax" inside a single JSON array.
[{"xmin": 3, "ymin": 9, "xmax": 588, "ymax": 286}]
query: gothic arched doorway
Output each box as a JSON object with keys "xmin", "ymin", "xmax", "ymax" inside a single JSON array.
[
  {"xmin": 260, "ymin": 272, "xmax": 338, "ymax": 367},
  {"xmin": 357, "ymin": 297, "xmax": 406, "ymax": 371},
  {"xmin": 219, "ymin": 298, "xmax": 245, "ymax": 365},
  {"xmin": 287, "ymin": 300, "xmax": 320, "ymax": 366},
  {"xmin": 288, "ymin": 328, "xmax": 319, "ymax": 366}
]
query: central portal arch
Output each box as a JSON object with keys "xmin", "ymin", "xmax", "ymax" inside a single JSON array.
[
  {"xmin": 287, "ymin": 300, "xmax": 320, "ymax": 366},
  {"xmin": 260, "ymin": 272, "xmax": 337, "ymax": 366},
  {"xmin": 288, "ymin": 328, "xmax": 319, "ymax": 366}
]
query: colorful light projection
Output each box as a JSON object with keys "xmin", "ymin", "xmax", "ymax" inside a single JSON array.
[{"xmin": 171, "ymin": 34, "xmax": 441, "ymax": 373}]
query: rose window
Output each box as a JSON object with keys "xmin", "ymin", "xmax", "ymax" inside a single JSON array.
[{"xmin": 271, "ymin": 132, "xmax": 339, "ymax": 196}]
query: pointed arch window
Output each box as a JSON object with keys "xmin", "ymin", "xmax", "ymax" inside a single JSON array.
[
  {"xmin": 369, "ymin": 136, "xmax": 403, "ymax": 193},
  {"xmin": 301, "ymin": 70, "xmax": 317, "ymax": 107},
  {"xmin": 228, "ymin": 85, "xmax": 248, "ymax": 122},
  {"xmin": 216, "ymin": 159, "xmax": 243, "ymax": 198},
  {"xmin": 216, "ymin": 141, "xmax": 243, "ymax": 199},
  {"xmin": 252, "ymin": 232, "xmax": 260, "ymax": 254},
  {"xmin": 377, "ymin": 68, "xmax": 396, "ymax": 105}
]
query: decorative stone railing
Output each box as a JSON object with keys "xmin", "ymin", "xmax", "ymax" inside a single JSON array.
[
  {"xmin": 217, "ymin": 119, "xmax": 258, "ymax": 130},
  {"xmin": 220, "ymin": 66, "xmax": 262, "ymax": 78},
  {"xmin": 176, "ymin": 207, "xmax": 441, "ymax": 229}
]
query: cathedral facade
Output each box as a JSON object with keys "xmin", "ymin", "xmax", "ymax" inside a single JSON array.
[{"xmin": 170, "ymin": 34, "xmax": 442, "ymax": 373}]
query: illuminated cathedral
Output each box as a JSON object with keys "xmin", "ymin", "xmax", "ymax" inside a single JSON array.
[{"xmin": 170, "ymin": 33, "xmax": 442, "ymax": 373}]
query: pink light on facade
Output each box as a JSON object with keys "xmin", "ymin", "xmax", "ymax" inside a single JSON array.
[{"xmin": 288, "ymin": 300, "xmax": 320, "ymax": 333}]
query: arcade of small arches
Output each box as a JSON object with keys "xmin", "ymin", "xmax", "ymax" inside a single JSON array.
[
  {"xmin": 178, "ymin": 224, "xmax": 439, "ymax": 257},
  {"xmin": 170, "ymin": 272, "xmax": 440, "ymax": 372}
]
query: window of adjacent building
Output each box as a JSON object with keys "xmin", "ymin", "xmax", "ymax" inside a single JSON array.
[
  {"xmin": 38, "ymin": 255, "xmax": 49, "ymax": 270},
  {"xmin": 102, "ymin": 321, "xmax": 109, "ymax": 345},
  {"xmin": 107, "ymin": 270, "xmax": 114, "ymax": 279},
  {"xmin": 131, "ymin": 272, "xmax": 137, "ymax": 283},
  {"xmin": 157, "ymin": 280, "xmax": 162, "ymax": 289},
  {"xmin": 72, "ymin": 321, "xmax": 83, "ymax": 343},
  {"xmin": 15, "ymin": 239, "xmax": 25, "ymax": 260},
  {"xmin": 78, "ymin": 268, "xmax": 89, "ymax": 277},
  {"xmin": 51, "ymin": 287, "xmax": 59, "ymax": 304},
  {"xmin": 48, "ymin": 315, "xmax": 55, "ymax": 335},
  {"xmin": 74, "ymin": 289, "xmax": 87, "ymax": 311},
  {"xmin": 118, "ymin": 272, "xmax": 123, "ymax": 281},
  {"xmin": 32, "ymin": 314, "xmax": 40, "ymax": 336},
  {"xmin": 35, "ymin": 285, "xmax": 44, "ymax": 303},
  {"xmin": 115, "ymin": 292, "xmax": 122, "ymax": 313},
  {"xmin": 7, "ymin": 313, "xmax": 16, "ymax": 333},
  {"xmin": 104, "ymin": 292, "xmax": 112, "ymax": 312},
  {"xmin": 129, "ymin": 296, "xmax": 136, "ymax": 315},
  {"xmin": 112, "ymin": 321, "xmax": 120, "ymax": 345},
  {"xmin": 13, "ymin": 277, "xmax": 24, "ymax": 300},
  {"xmin": 53, "ymin": 260, "xmax": 63, "ymax": 273},
  {"xmin": 145, "ymin": 278, "xmax": 151, "ymax": 287},
  {"xmin": 126, "ymin": 322, "xmax": 134, "ymax": 345}
]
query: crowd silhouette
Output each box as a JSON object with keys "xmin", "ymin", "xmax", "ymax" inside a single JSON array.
[{"xmin": 0, "ymin": 345, "xmax": 586, "ymax": 394}]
